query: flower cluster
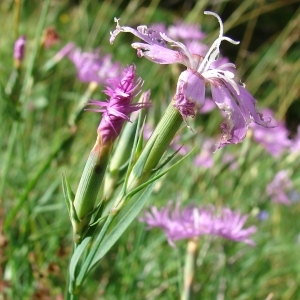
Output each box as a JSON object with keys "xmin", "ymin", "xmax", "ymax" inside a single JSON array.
[
  {"xmin": 86, "ymin": 65, "xmax": 150, "ymax": 143},
  {"xmin": 110, "ymin": 12, "xmax": 270, "ymax": 148},
  {"xmin": 140, "ymin": 201, "xmax": 257, "ymax": 246}
]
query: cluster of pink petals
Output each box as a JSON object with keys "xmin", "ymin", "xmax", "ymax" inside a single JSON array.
[
  {"xmin": 55, "ymin": 42, "xmax": 121, "ymax": 85},
  {"xmin": 140, "ymin": 201, "xmax": 257, "ymax": 246},
  {"xmin": 14, "ymin": 35, "xmax": 26, "ymax": 61},
  {"xmin": 266, "ymin": 170, "xmax": 294, "ymax": 205},
  {"xmin": 110, "ymin": 12, "xmax": 270, "ymax": 148},
  {"xmin": 86, "ymin": 65, "xmax": 150, "ymax": 143}
]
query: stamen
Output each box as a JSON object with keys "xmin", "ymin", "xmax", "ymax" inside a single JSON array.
[
  {"xmin": 114, "ymin": 17, "xmax": 121, "ymax": 28},
  {"xmin": 204, "ymin": 11, "xmax": 224, "ymax": 38},
  {"xmin": 198, "ymin": 12, "xmax": 240, "ymax": 74}
]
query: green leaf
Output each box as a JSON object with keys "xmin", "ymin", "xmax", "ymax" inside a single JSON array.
[
  {"xmin": 86, "ymin": 149, "xmax": 194, "ymax": 274},
  {"xmin": 129, "ymin": 135, "xmax": 157, "ymax": 179},
  {"xmin": 88, "ymin": 180, "xmax": 156, "ymax": 273},
  {"xmin": 69, "ymin": 236, "xmax": 92, "ymax": 291},
  {"xmin": 61, "ymin": 172, "xmax": 75, "ymax": 215},
  {"xmin": 127, "ymin": 148, "xmax": 195, "ymax": 199}
]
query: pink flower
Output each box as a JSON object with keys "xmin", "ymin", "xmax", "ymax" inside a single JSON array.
[
  {"xmin": 69, "ymin": 48, "xmax": 121, "ymax": 84},
  {"xmin": 110, "ymin": 12, "xmax": 269, "ymax": 148},
  {"xmin": 55, "ymin": 43, "xmax": 121, "ymax": 84},
  {"xmin": 53, "ymin": 42, "xmax": 75, "ymax": 61},
  {"xmin": 140, "ymin": 201, "xmax": 257, "ymax": 246},
  {"xmin": 86, "ymin": 65, "xmax": 150, "ymax": 143},
  {"xmin": 14, "ymin": 35, "xmax": 26, "ymax": 62}
]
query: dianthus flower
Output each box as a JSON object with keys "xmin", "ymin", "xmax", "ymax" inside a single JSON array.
[
  {"xmin": 140, "ymin": 201, "xmax": 257, "ymax": 246},
  {"xmin": 110, "ymin": 12, "xmax": 269, "ymax": 148},
  {"xmin": 86, "ymin": 65, "xmax": 150, "ymax": 143}
]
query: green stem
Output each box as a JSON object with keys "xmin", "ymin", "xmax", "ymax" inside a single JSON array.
[
  {"xmin": 72, "ymin": 137, "xmax": 112, "ymax": 242},
  {"xmin": 13, "ymin": 0, "xmax": 22, "ymax": 40},
  {"xmin": 69, "ymin": 214, "xmax": 115, "ymax": 296},
  {"xmin": 70, "ymin": 102, "xmax": 184, "ymax": 293},
  {"xmin": 128, "ymin": 102, "xmax": 182, "ymax": 190},
  {"xmin": 68, "ymin": 82, "xmax": 98, "ymax": 127},
  {"xmin": 0, "ymin": 122, "xmax": 19, "ymax": 200},
  {"xmin": 21, "ymin": 0, "xmax": 51, "ymax": 117},
  {"xmin": 181, "ymin": 238, "xmax": 199, "ymax": 300}
]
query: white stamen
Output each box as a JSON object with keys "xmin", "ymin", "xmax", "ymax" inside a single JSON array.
[
  {"xmin": 204, "ymin": 11, "xmax": 224, "ymax": 38},
  {"xmin": 114, "ymin": 17, "xmax": 120, "ymax": 27},
  {"xmin": 198, "ymin": 12, "xmax": 240, "ymax": 74}
]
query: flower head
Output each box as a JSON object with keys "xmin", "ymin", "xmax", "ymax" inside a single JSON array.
[
  {"xmin": 14, "ymin": 35, "xmax": 26, "ymax": 66},
  {"xmin": 86, "ymin": 65, "xmax": 150, "ymax": 144},
  {"xmin": 140, "ymin": 201, "xmax": 257, "ymax": 246},
  {"xmin": 110, "ymin": 12, "xmax": 270, "ymax": 148}
]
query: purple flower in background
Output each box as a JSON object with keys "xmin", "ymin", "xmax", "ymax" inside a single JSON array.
[
  {"xmin": 68, "ymin": 48, "xmax": 121, "ymax": 84},
  {"xmin": 14, "ymin": 35, "xmax": 26, "ymax": 65},
  {"xmin": 140, "ymin": 201, "xmax": 257, "ymax": 246},
  {"xmin": 266, "ymin": 170, "xmax": 294, "ymax": 205},
  {"xmin": 257, "ymin": 210, "xmax": 269, "ymax": 221},
  {"xmin": 250, "ymin": 109, "xmax": 291, "ymax": 157},
  {"xmin": 170, "ymin": 135, "xmax": 190, "ymax": 156},
  {"xmin": 110, "ymin": 12, "xmax": 269, "ymax": 148},
  {"xmin": 193, "ymin": 137, "xmax": 216, "ymax": 168},
  {"xmin": 86, "ymin": 65, "xmax": 150, "ymax": 143},
  {"xmin": 151, "ymin": 21, "xmax": 208, "ymax": 56},
  {"xmin": 198, "ymin": 97, "xmax": 216, "ymax": 114},
  {"xmin": 55, "ymin": 43, "xmax": 121, "ymax": 84},
  {"xmin": 54, "ymin": 42, "xmax": 75, "ymax": 62},
  {"xmin": 167, "ymin": 22, "xmax": 207, "ymax": 56},
  {"xmin": 168, "ymin": 22, "xmax": 205, "ymax": 41}
]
